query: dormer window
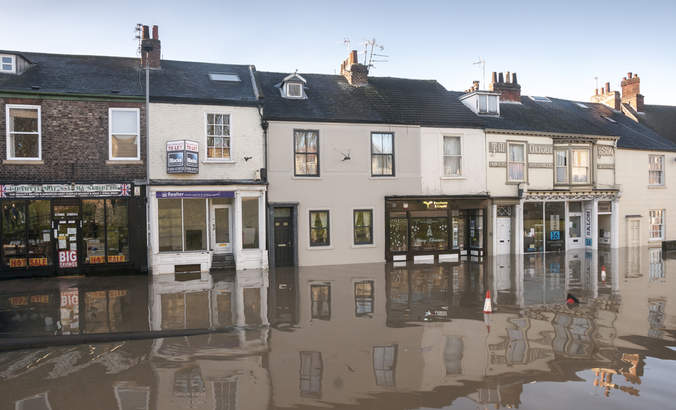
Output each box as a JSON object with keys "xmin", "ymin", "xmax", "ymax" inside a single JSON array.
[
  {"xmin": 286, "ymin": 82, "xmax": 302, "ymax": 98},
  {"xmin": 1, "ymin": 54, "xmax": 16, "ymax": 73},
  {"xmin": 280, "ymin": 72, "xmax": 307, "ymax": 99},
  {"xmin": 459, "ymin": 91, "xmax": 500, "ymax": 116}
]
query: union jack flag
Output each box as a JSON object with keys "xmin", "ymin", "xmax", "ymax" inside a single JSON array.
[
  {"xmin": 0, "ymin": 185, "xmax": 5, "ymax": 198},
  {"xmin": 120, "ymin": 184, "xmax": 131, "ymax": 197}
]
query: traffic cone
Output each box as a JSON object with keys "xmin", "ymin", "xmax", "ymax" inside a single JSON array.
[
  {"xmin": 601, "ymin": 265, "xmax": 607, "ymax": 282},
  {"xmin": 483, "ymin": 290, "xmax": 492, "ymax": 313}
]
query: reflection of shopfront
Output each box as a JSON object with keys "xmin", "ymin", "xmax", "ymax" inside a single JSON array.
[
  {"xmin": 385, "ymin": 197, "xmax": 489, "ymax": 261},
  {"xmin": 0, "ymin": 183, "xmax": 146, "ymax": 278}
]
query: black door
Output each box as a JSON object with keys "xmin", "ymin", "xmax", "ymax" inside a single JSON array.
[{"xmin": 274, "ymin": 213, "xmax": 294, "ymax": 267}]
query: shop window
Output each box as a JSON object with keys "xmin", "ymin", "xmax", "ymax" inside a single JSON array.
[
  {"xmin": 545, "ymin": 202, "xmax": 565, "ymax": 251},
  {"xmin": 2, "ymin": 201, "xmax": 27, "ymax": 267},
  {"xmin": 183, "ymin": 199, "xmax": 206, "ymax": 251},
  {"xmin": 371, "ymin": 132, "xmax": 394, "ymax": 176},
  {"xmin": 109, "ymin": 108, "xmax": 140, "ymax": 160},
  {"xmin": 106, "ymin": 199, "xmax": 129, "ymax": 262},
  {"xmin": 523, "ymin": 202, "xmax": 544, "ymax": 252},
  {"xmin": 452, "ymin": 214, "xmax": 464, "ymax": 249},
  {"xmin": 571, "ymin": 149, "xmax": 590, "ymax": 183},
  {"xmin": 443, "ymin": 136, "xmax": 462, "ymax": 177},
  {"xmin": 649, "ymin": 155, "xmax": 664, "ymax": 186},
  {"xmin": 507, "ymin": 142, "xmax": 525, "ymax": 182},
  {"xmin": 242, "ymin": 197, "xmax": 260, "ymax": 249},
  {"xmin": 309, "ymin": 210, "xmax": 329, "ymax": 247},
  {"xmin": 27, "ymin": 200, "xmax": 52, "ymax": 267},
  {"xmin": 299, "ymin": 351, "xmax": 322, "ymax": 397},
  {"xmin": 310, "ymin": 283, "xmax": 330, "ymax": 320},
  {"xmin": 568, "ymin": 201, "xmax": 582, "ymax": 213},
  {"xmin": 410, "ymin": 212, "xmax": 448, "ymax": 252},
  {"xmin": 206, "ymin": 113, "xmax": 231, "ymax": 160},
  {"xmin": 353, "ymin": 209, "xmax": 373, "ymax": 245},
  {"xmin": 468, "ymin": 210, "xmax": 484, "ymax": 249},
  {"xmin": 373, "ymin": 345, "xmax": 397, "ymax": 386},
  {"xmin": 294, "ymin": 130, "xmax": 319, "ymax": 176},
  {"xmin": 6, "ymin": 105, "xmax": 41, "ymax": 160},
  {"xmin": 157, "ymin": 199, "xmax": 207, "ymax": 252},
  {"xmin": 649, "ymin": 209, "xmax": 664, "ymax": 240},
  {"xmin": 82, "ymin": 200, "xmax": 106, "ymax": 264},
  {"xmin": 388, "ymin": 215, "xmax": 408, "ymax": 252},
  {"xmin": 354, "ymin": 280, "xmax": 374, "ymax": 317}
]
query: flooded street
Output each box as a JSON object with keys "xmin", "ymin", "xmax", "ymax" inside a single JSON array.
[{"xmin": 1, "ymin": 248, "xmax": 674, "ymax": 409}]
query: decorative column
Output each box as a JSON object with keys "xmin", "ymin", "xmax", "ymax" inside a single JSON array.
[
  {"xmin": 234, "ymin": 191, "xmax": 243, "ymax": 269},
  {"xmin": 611, "ymin": 199, "xmax": 620, "ymax": 249}
]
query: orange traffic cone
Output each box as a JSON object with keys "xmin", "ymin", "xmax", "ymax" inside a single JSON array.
[
  {"xmin": 483, "ymin": 290, "xmax": 492, "ymax": 313},
  {"xmin": 601, "ymin": 265, "xmax": 607, "ymax": 282}
]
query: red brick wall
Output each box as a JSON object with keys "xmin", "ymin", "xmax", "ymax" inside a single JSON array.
[{"xmin": 0, "ymin": 98, "xmax": 146, "ymax": 182}]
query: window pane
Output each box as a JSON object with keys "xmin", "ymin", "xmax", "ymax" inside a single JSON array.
[
  {"xmin": 508, "ymin": 163, "xmax": 524, "ymax": 181},
  {"xmin": 2, "ymin": 201, "xmax": 27, "ymax": 267},
  {"xmin": 242, "ymin": 197, "xmax": 259, "ymax": 249},
  {"xmin": 556, "ymin": 167, "xmax": 567, "ymax": 183},
  {"xmin": 509, "ymin": 144, "xmax": 524, "ymax": 162},
  {"xmin": 382, "ymin": 154, "xmax": 393, "ymax": 175},
  {"xmin": 310, "ymin": 211, "xmax": 329, "ymax": 246},
  {"xmin": 106, "ymin": 199, "xmax": 129, "ymax": 262},
  {"xmin": 111, "ymin": 134, "xmax": 138, "ymax": 158},
  {"xmin": 306, "ymin": 154, "xmax": 318, "ymax": 175},
  {"xmin": 10, "ymin": 133, "xmax": 39, "ymax": 158},
  {"xmin": 572, "ymin": 167, "xmax": 588, "ymax": 183},
  {"xmin": 295, "ymin": 131, "xmax": 306, "ymax": 152},
  {"xmin": 523, "ymin": 202, "xmax": 544, "ymax": 252},
  {"xmin": 381, "ymin": 134, "xmax": 393, "ymax": 154},
  {"xmin": 83, "ymin": 200, "xmax": 106, "ymax": 264},
  {"xmin": 2, "ymin": 56, "xmax": 12, "ymax": 63},
  {"xmin": 479, "ymin": 95, "xmax": 488, "ymax": 112},
  {"xmin": 572, "ymin": 150, "xmax": 588, "ymax": 166},
  {"xmin": 28, "ymin": 200, "xmax": 52, "ymax": 267},
  {"xmin": 354, "ymin": 210, "xmax": 373, "ymax": 245},
  {"xmin": 158, "ymin": 199, "xmax": 182, "ymax": 251},
  {"xmin": 9, "ymin": 108, "xmax": 38, "ymax": 132},
  {"xmin": 555, "ymin": 151, "xmax": 567, "ymax": 166},
  {"xmin": 111, "ymin": 110, "xmax": 138, "ymax": 134},
  {"xmin": 310, "ymin": 285, "xmax": 330, "ymax": 320},
  {"xmin": 306, "ymin": 132, "xmax": 318, "ymax": 153},
  {"xmin": 487, "ymin": 96, "xmax": 497, "ymax": 113},
  {"xmin": 371, "ymin": 155, "xmax": 382, "ymax": 175},
  {"xmin": 295, "ymin": 154, "xmax": 307, "ymax": 175},
  {"xmin": 410, "ymin": 217, "xmax": 449, "ymax": 251},
  {"xmin": 444, "ymin": 156, "xmax": 461, "ymax": 176},
  {"xmin": 389, "ymin": 217, "xmax": 408, "ymax": 252},
  {"xmin": 444, "ymin": 137, "xmax": 461, "ymax": 155},
  {"xmin": 183, "ymin": 199, "xmax": 207, "ymax": 251},
  {"xmin": 371, "ymin": 133, "xmax": 382, "ymax": 154}
]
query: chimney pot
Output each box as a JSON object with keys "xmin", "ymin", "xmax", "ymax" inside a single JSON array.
[
  {"xmin": 506, "ymin": 71, "xmax": 511, "ymax": 83},
  {"xmin": 140, "ymin": 24, "xmax": 161, "ymax": 69},
  {"xmin": 152, "ymin": 25, "xmax": 159, "ymax": 40},
  {"xmin": 491, "ymin": 72, "xmax": 498, "ymax": 83},
  {"xmin": 634, "ymin": 73, "xmax": 638, "ymax": 78},
  {"xmin": 595, "ymin": 88, "xmax": 599, "ymax": 95},
  {"xmin": 142, "ymin": 25, "xmax": 149, "ymax": 40},
  {"xmin": 605, "ymin": 82, "xmax": 610, "ymax": 93},
  {"xmin": 512, "ymin": 73, "xmax": 518, "ymax": 84},
  {"xmin": 349, "ymin": 50, "xmax": 358, "ymax": 65},
  {"xmin": 627, "ymin": 72, "xmax": 632, "ymax": 79},
  {"xmin": 498, "ymin": 72, "xmax": 504, "ymax": 83}
]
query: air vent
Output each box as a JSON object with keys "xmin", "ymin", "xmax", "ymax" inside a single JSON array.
[{"xmin": 209, "ymin": 73, "xmax": 240, "ymax": 82}]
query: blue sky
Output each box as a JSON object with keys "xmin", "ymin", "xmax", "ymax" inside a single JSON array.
[{"xmin": 2, "ymin": 0, "xmax": 675, "ymax": 104}]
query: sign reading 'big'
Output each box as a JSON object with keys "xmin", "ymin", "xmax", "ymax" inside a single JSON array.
[{"xmin": 59, "ymin": 250, "xmax": 77, "ymax": 268}]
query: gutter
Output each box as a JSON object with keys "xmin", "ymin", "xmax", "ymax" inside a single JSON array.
[{"xmin": 0, "ymin": 90, "xmax": 143, "ymax": 102}]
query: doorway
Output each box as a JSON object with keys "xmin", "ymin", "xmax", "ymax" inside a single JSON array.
[
  {"xmin": 496, "ymin": 217, "xmax": 511, "ymax": 255},
  {"xmin": 211, "ymin": 204, "xmax": 232, "ymax": 253},
  {"xmin": 53, "ymin": 202, "xmax": 80, "ymax": 271},
  {"xmin": 568, "ymin": 201, "xmax": 584, "ymax": 249},
  {"xmin": 273, "ymin": 207, "xmax": 294, "ymax": 267}
]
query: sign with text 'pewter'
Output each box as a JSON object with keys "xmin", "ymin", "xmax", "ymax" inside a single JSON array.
[{"xmin": 167, "ymin": 140, "xmax": 199, "ymax": 174}]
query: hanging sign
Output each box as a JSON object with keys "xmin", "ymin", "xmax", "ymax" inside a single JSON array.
[
  {"xmin": 166, "ymin": 140, "xmax": 199, "ymax": 174},
  {"xmin": 0, "ymin": 183, "xmax": 131, "ymax": 198}
]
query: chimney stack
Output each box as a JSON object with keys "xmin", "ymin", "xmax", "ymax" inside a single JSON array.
[
  {"xmin": 340, "ymin": 50, "xmax": 369, "ymax": 86},
  {"xmin": 141, "ymin": 24, "xmax": 161, "ymax": 69},
  {"xmin": 621, "ymin": 71, "xmax": 644, "ymax": 112},
  {"xmin": 490, "ymin": 71, "xmax": 521, "ymax": 102},
  {"xmin": 590, "ymin": 80, "xmax": 620, "ymax": 110}
]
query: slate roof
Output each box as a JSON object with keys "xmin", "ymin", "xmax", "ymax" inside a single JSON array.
[
  {"xmin": 257, "ymin": 71, "xmax": 484, "ymax": 127},
  {"xmin": 638, "ymin": 104, "xmax": 676, "ymax": 145},
  {"xmin": 476, "ymin": 94, "xmax": 676, "ymax": 152},
  {"xmin": 0, "ymin": 50, "xmax": 259, "ymax": 104}
]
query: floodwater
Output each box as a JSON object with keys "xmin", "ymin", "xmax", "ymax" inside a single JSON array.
[{"xmin": 0, "ymin": 247, "xmax": 674, "ymax": 409}]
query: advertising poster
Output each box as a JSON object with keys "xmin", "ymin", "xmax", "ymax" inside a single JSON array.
[{"xmin": 59, "ymin": 289, "xmax": 79, "ymax": 335}]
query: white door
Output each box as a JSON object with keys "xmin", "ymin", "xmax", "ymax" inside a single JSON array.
[
  {"xmin": 496, "ymin": 217, "xmax": 511, "ymax": 254},
  {"xmin": 629, "ymin": 219, "xmax": 640, "ymax": 246},
  {"xmin": 568, "ymin": 212, "xmax": 584, "ymax": 249},
  {"xmin": 211, "ymin": 204, "xmax": 232, "ymax": 253}
]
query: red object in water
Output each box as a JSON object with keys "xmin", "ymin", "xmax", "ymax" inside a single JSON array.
[
  {"xmin": 567, "ymin": 297, "xmax": 575, "ymax": 304},
  {"xmin": 483, "ymin": 290, "xmax": 492, "ymax": 313}
]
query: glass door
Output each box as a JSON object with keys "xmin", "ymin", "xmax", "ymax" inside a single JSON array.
[
  {"xmin": 53, "ymin": 203, "xmax": 80, "ymax": 270},
  {"xmin": 568, "ymin": 201, "xmax": 584, "ymax": 249},
  {"xmin": 211, "ymin": 204, "xmax": 232, "ymax": 253}
]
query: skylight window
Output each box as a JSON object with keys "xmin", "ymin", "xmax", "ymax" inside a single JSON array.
[
  {"xmin": 208, "ymin": 73, "xmax": 240, "ymax": 82},
  {"xmin": 529, "ymin": 96, "xmax": 551, "ymax": 103},
  {"xmin": 0, "ymin": 54, "xmax": 16, "ymax": 73},
  {"xmin": 602, "ymin": 116, "xmax": 617, "ymax": 123},
  {"xmin": 576, "ymin": 102, "xmax": 589, "ymax": 109}
]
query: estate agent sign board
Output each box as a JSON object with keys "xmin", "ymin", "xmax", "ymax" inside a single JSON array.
[{"xmin": 167, "ymin": 140, "xmax": 199, "ymax": 174}]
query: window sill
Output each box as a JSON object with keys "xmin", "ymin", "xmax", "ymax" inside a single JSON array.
[
  {"xmin": 441, "ymin": 176, "xmax": 466, "ymax": 180},
  {"xmin": 648, "ymin": 185, "xmax": 666, "ymax": 189},
  {"xmin": 648, "ymin": 238, "xmax": 664, "ymax": 242},
  {"xmin": 368, "ymin": 176, "xmax": 397, "ymax": 180},
  {"xmin": 106, "ymin": 160, "xmax": 143, "ymax": 165},
  {"xmin": 292, "ymin": 175, "xmax": 322, "ymax": 180},
  {"xmin": 352, "ymin": 243, "xmax": 377, "ymax": 249},
  {"xmin": 204, "ymin": 159, "xmax": 236, "ymax": 164},
  {"xmin": 308, "ymin": 245, "xmax": 333, "ymax": 250},
  {"xmin": 3, "ymin": 159, "xmax": 44, "ymax": 165}
]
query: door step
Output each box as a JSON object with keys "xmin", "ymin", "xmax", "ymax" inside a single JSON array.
[{"xmin": 210, "ymin": 253, "xmax": 235, "ymax": 273}]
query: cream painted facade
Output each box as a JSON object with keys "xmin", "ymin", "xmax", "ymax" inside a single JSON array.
[
  {"xmin": 148, "ymin": 103, "xmax": 267, "ymax": 273},
  {"xmin": 266, "ymin": 121, "xmax": 422, "ymax": 266},
  {"xmin": 615, "ymin": 148, "xmax": 676, "ymax": 247}
]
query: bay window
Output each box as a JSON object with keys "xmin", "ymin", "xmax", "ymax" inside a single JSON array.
[
  {"xmin": 109, "ymin": 108, "xmax": 140, "ymax": 160},
  {"xmin": 443, "ymin": 136, "xmax": 462, "ymax": 177},
  {"xmin": 649, "ymin": 155, "xmax": 664, "ymax": 185},
  {"xmin": 6, "ymin": 105, "xmax": 41, "ymax": 160},
  {"xmin": 554, "ymin": 147, "xmax": 591, "ymax": 185},
  {"xmin": 507, "ymin": 142, "xmax": 525, "ymax": 182},
  {"xmin": 371, "ymin": 132, "xmax": 394, "ymax": 176},
  {"xmin": 571, "ymin": 149, "xmax": 589, "ymax": 183},
  {"xmin": 206, "ymin": 113, "xmax": 231, "ymax": 160}
]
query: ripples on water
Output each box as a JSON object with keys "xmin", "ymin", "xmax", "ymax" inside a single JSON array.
[{"xmin": 0, "ymin": 248, "xmax": 674, "ymax": 409}]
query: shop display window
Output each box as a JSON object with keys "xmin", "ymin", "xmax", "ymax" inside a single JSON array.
[
  {"xmin": 82, "ymin": 200, "xmax": 105, "ymax": 264},
  {"xmin": 2, "ymin": 200, "xmax": 27, "ymax": 267},
  {"xmin": 27, "ymin": 200, "xmax": 52, "ymax": 266},
  {"xmin": 410, "ymin": 212, "xmax": 449, "ymax": 252},
  {"xmin": 242, "ymin": 197, "xmax": 259, "ymax": 249}
]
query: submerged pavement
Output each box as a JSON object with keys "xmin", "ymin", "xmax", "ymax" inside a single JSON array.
[{"xmin": 0, "ymin": 247, "xmax": 674, "ymax": 409}]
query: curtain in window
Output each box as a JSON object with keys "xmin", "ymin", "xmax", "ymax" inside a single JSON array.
[
  {"xmin": 508, "ymin": 144, "xmax": 524, "ymax": 181},
  {"xmin": 444, "ymin": 137, "xmax": 461, "ymax": 176}
]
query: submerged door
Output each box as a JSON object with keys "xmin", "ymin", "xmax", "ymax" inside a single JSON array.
[
  {"xmin": 211, "ymin": 205, "xmax": 232, "ymax": 253},
  {"xmin": 568, "ymin": 213, "xmax": 583, "ymax": 248},
  {"xmin": 53, "ymin": 203, "xmax": 80, "ymax": 270},
  {"xmin": 274, "ymin": 208, "xmax": 294, "ymax": 267},
  {"xmin": 496, "ymin": 217, "xmax": 511, "ymax": 254}
]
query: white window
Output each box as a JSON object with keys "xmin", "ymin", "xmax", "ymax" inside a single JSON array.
[
  {"xmin": 649, "ymin": 209, "xmax": 664, "ymax": 240},
  {"xmin": 478, "ymin": 94, "xmax": 498, "ymax": 115},
  {"xmin": 285, "ymin": 82, "xmax": 303, "ymax": 98},
  {"xmin": 649, "ymin": 155, "xmax": 664, "ymax": 185},
  {"xmin": 6, "ymin": 104, "xmax": 41, "ymax": 160},
  {"xmin": 109, "ymin": 108, "xmax": 140, "ymax": 160},
  {"xmin": 507, "ymin": 142, "xmax": 525, "ymax": 182},
  {"xmin": 206, "ymin": 113, "xmax": 231, "ymax": 160},
  {"xmin": 443, "ymin": 136, "xmax": 462, "ymax": 177},
  {"xmin": 0, "ymin": 54, "xmax": 16, "ymax": 73},
  {"xmin": 571, "ymin": 149, "xmax": 590, "ymax": 183},
  {"xmin": 555, "ymin": 149, "xmax": 568, "ymax": 183}
]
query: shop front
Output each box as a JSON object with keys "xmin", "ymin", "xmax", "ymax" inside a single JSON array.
[
  {"xmin": 0, "ymin": 183, "xmax": 146, "ymax": 279},
  {"xmin": 385, "ymin": 196, "xmax": 489, "ymax": 262}
]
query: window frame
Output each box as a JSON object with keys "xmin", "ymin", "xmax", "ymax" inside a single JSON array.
[
  {"xmin": 205, "ymin": 112, "xmax": 233, "ymax": 162},
  {"xmin": 477, "ymin": 94, "xmax": 498, "ymax": 115},
  {"xmin": 552, "ymin": 146, "xmax": 592, "ymax": 186},
  {"xmin": 649, "ymin": 209, "xmax": 665, "ymax": 241},
  {"xmin": 108, "ymin": 107, "xmax": 140, "ymax": 161},
  {"xmin": 293, "ymin": 129, "xmax": 320, "ymax": 177},
  {"xmin": 442, "ymin": 136, "xmax": 463, "ymax": 177},
  {"xmin": 570, "ymin": 148, "xmax": 591, "ymax": 184},
  {"xmin": 352, "ymin": 208, "xmax": 374, "ymax": 246},
  {"xmin": 506, "ymin": 141, "xmax": 527, "ymax": 183},
  {"xmin": 157, "ymin": 198, "xmax": 210, "ymax": 252},
  {"xmin": 0, "ymin": 54, "xmax": 16, "ymax": 73},
  {"xmin": 308, "ymin": 209, "xmax": 331, "ymax": 247},
  {"xmin": 648, "ymin": 154, "xmax": 665, "ymax": 186},
  {"xmin": 285, "ymin": 82, "xmax": 303, "ymax": 98},
  {"xmin": 554, "ymin": 149, "xmax": 568, "ymax": 184},
  {"xmin": 5, "ymin": 104, "xmax": 42, "ymax": 161},
  {"xmin": 370, "ymin": 132, "xmax": 395, "ymax": 177}
]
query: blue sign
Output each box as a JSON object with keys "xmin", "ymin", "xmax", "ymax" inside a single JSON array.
[
  {"xmin": 156, "ymin": 191, "xmax": 235, "ymax": 199},
  {"xmin": 550, "ymin": 231, "xmax": 560, "ymax": 240},
  {"xmin": 585, "ymin": 238, "xmax": 592, "ymax": 246}
]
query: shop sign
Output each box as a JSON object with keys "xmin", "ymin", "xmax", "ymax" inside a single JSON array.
[
  {"xmin": 29, "ymin": 257, "xmax": 48, "ymax": 267},
  {"xmin": 423, "ymin": 201, "xmax": 448, "ymax": 209},
  {"xmin": 584, "ymin": 210, "xmax": 592, "ymax": 237},
  {"xmin": 59, "ymin": 250, "xmax": 77, "ymax": 268},
  {"xmin": 107, "ymin": 255, "xmax": 126, "ymax": 263},
  {"xmin": 167, "ymin": 140, "xmax": 199, "ymax": 174},
  {"xmin": 155, "ymin": 191, "xmax": 235, "ymax": 199},
  {"xmin": 9, "ymin": 258, "xmax": 26, "ymax": 268},
  {"xmin": 0, "ymin": 183, "xmax": 131, "ymax": 198},
  {"xmin": 89, "ymin": 255, "xmax": 106, "ymax": 264}
]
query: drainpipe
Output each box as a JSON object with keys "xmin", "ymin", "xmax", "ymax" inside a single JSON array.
[{"xmin": 143, "ymin": 48, "xmax": 151, "ymax": 273}]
